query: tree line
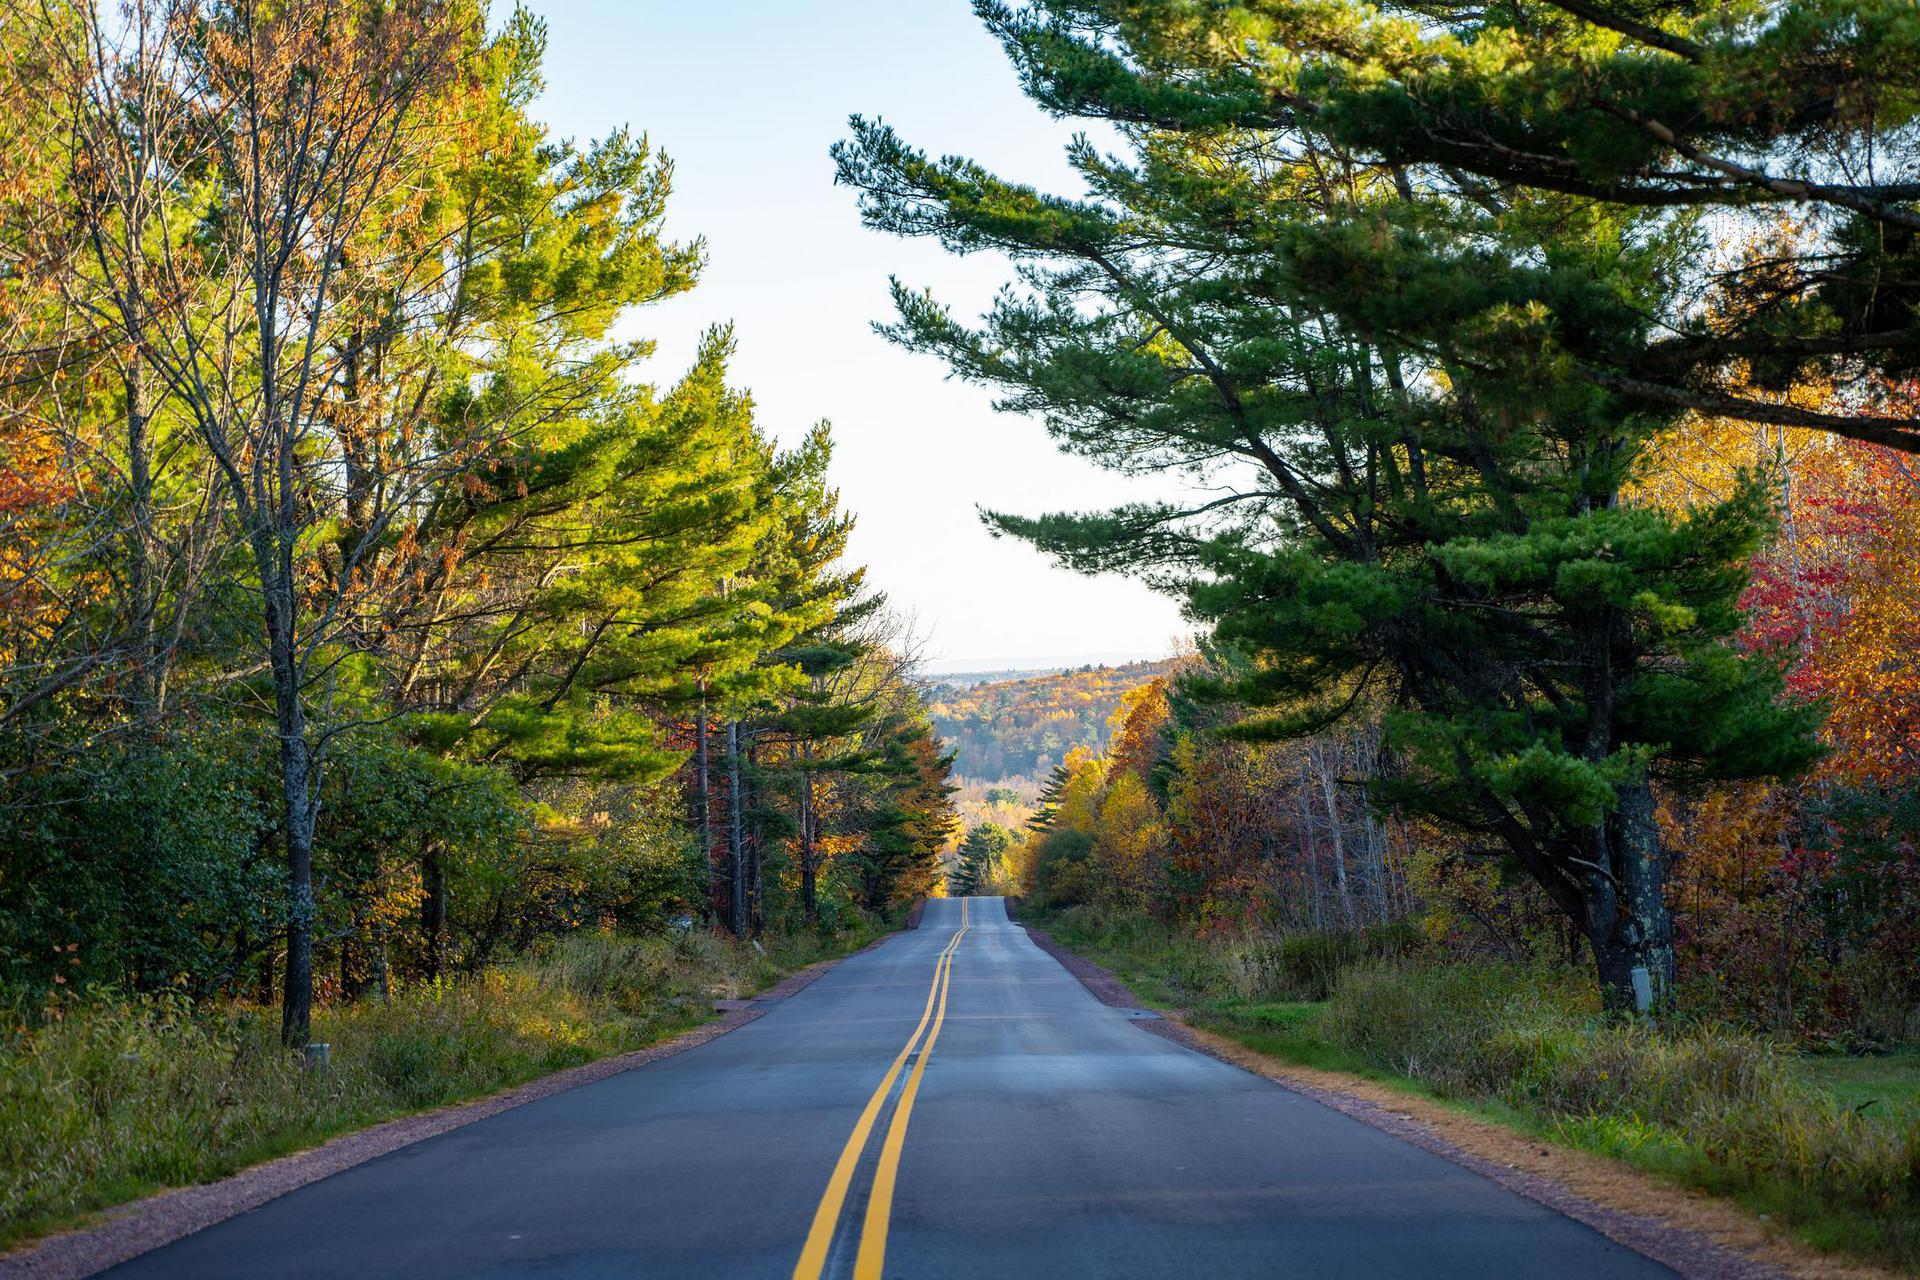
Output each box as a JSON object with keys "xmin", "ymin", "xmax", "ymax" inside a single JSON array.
[
  {"xmin": 867, "ymin": 0, "xmax": 1918, "ymax": 1024},
  {"xmin": 0, "ymin": 1, "xmax": 954, "ymax": 1047}
]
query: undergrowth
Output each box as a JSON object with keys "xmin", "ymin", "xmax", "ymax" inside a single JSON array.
[{"xmin": 0, "ymin": 922, "xmax": 882, "ymax": 1248}]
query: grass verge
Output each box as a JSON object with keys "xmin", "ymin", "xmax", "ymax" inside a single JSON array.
[
  {"xmin": 0, "ymin": 920, "xmax": 887, "ymax": 1250},
  {"xmin": 1030, "ymin": 904, "xmax": 1920, "ymax": 1274}
]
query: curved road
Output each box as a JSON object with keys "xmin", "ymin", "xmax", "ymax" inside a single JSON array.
[{"xmin": 108, "ymin": 897, "xmax": 1673, "ymax": 1279}]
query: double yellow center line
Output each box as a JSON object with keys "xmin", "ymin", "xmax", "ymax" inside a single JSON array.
[{"xmin": 793, "ymin": 898, "xmax": 968, "ymax": 1280}]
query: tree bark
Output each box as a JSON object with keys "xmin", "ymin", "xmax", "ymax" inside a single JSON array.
[
  {"xmin": 421, "ymin": 841, "xmax": 448, "ymax": 981},
  {"xmin": 371, "ymin": 913, "xmax": 391, "ymax": 1003},
  {"xmin": 799, "ymin": 765, "xmax": 818, "ymax": 927},
  {"xmin": 1584, "ymin": 779, "xmax": 1674, "ymax": 1013},
  {"xmin": 124, "ymin": 360, "xmax": 160, "ymax": 721},
  {"xmin": 748, "ymin": 740, "xmax": 763, "ymax": 936},
  {"xmin": 270, "ymin": 641, "xmax": 317, "ymax": 1047},
  {"xmin": 1314, "ymin": 742, "xmax": 1355, "ymax": 930},
  {"xmin": 726, "ymin": 719, "xmax": 746, "ymax": 937},
  {"xmin": 693, "ymin": 693, "xmax": 712, "ymax": 919}
]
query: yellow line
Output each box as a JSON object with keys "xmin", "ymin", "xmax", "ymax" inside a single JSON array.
[
  {"xmin": 791, "ymin": 902, "xmax": 968, "ymax": 1280},
  {"xmin": 852, "ymin": 900, "xmax": 966, "ymax": 1280}
]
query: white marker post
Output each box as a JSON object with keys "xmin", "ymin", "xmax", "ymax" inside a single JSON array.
[{"xmin": 1629, "ymin": 966, "xmax": 1653, "ymax": 1014}]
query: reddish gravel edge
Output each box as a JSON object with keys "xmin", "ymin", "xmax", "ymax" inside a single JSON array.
[
  {"xmin": 0, "ymin": 933, "xmax": 895, "ymax": 1280},
  {"xmin": 1020, "ymin": 922, "xmax": 1791, "ymax": 1280}
]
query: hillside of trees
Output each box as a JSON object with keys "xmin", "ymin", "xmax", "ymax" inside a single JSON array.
[{"xmin": 924, "ymin": 659, "xmax": 1179, "ymax": 784}]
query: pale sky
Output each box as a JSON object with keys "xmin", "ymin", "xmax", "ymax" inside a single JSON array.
[{"xmin": 526, "ymin": 1, "xmax": 1190, "ymax": 672}]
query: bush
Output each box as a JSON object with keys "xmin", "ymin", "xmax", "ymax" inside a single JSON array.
[{"xmin": 1222, "ymin": 924, "xmax": 1423, "ymax": 1003}]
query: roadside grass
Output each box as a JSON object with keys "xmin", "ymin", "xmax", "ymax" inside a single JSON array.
[
  {"xmin": 0, "ymin": 921, "xmax": 887, "ymax": 1251},
  {"xmin": 1799, "ymin": 1049, "xmax": 1920, "ymax": 1126},
  {"xmin": 1029, "ymin": 904, "xmax": 1920, "ymax": 1272}
]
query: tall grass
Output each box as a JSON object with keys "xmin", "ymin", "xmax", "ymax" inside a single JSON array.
[
  {"xmin": 1045, "ymin": 905, "xmax": 1232, "ymax": 1003},
  {"xmin": 0, "ymin": 923, "xmax": 880, "ymax": 1246},
  {"xmin": 1322, "ymin": 962, "xmax": 1920, "ymax": 1263},
  {"xmin": 1045, "ymin": 904, "xmax": 1416, "ymax": 1004}
]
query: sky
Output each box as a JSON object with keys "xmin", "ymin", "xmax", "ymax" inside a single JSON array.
[{"xmin": 525, "ymin": 1, "xmax": 1190, "ymax": 673}]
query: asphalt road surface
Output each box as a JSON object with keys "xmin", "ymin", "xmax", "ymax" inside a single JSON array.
[{"xmin": 107, "ymin": 897, "xmax": 1675, "ymax": 1279}]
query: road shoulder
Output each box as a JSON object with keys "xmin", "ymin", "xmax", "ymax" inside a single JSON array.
[{"xmin": 1021, "ymin": 923, "xmax": 1901, "ymax": 1280}]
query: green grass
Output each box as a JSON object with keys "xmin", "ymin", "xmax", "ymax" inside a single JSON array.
[
  {"xmin": 1796, "ymin": 1049, "xmax": 1920, "ymax": 1126},
  {"xmin": 1026, "ymin": 904, "xmax": 1920, "ymax": 1273},
  {"xmin": 0, "ymin": 921, "xmax": 887, "ymax": 1250}
]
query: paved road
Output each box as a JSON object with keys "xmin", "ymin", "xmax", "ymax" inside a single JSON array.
[{"xmin": 108, "ymin": 897, "xmax": 1674, "ymax": 1279}]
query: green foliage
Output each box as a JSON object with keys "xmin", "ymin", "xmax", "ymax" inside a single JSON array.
[
  {"xmin": 451, "ymin": 779, "xmax": 693, "ymax": 968},
  {"xmin": 0, "ymin": 723, "xmax": 276, "ymax": 998},
  {"xmin": 1028, "ymin": 828, "xmax": 1097, "ymax": 908},
  {"xmin": 948, "ymin": 822, "xmax": 1014, "ymax": 896},
  {"xmin": 992, "ymin": 0, "xmax": 1920, "ymax": 451},
  {"xmin": 836, "ymin": 3, "xmax": 1826, "ymax": 1007},
  {"xmin": 0, "ymin": 1, "xmax": 943, "ymax": 1062},
  {"xmin": 847, "ymin": 714, "xmax": 958, "ymax": 911}
]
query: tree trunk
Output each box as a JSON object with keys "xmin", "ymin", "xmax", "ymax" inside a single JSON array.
[
  {"xmin": 750, "ymin": 831, "xmax": 764, "ymax": 937},
  {"xmin": 124, "ymin": 360, "xmax": 160, "ymax": 721},
  {"xmin": 799, "ymin": 766, "xmax": 817, "ymax": 927},
  {"xmin": 422, "ymin": 842, "xmax": 448, "ymax": 980},
  {"xmin": 726, "ymin": 720, "xmax": 746, "ymax": 938},
  {"xmin": 249, "ymin": 521, "xmax": 320, "ymax": 1049},
  {"xmin": 1314, "ymin": 743, "xmax": 1355, "ymax": 930},
  {"xmin": 693, "ymin": 695, "xmax": 712, "ymax": 919},
  {"xmin": 748, "ymin": 737, "xmax": 763, "ymax": 935},
  {"xmin": 371, "ymin": 914, "xmax": 391, "ymax": 1003},
  {"xmin": 272, "ymin": 674, "xmax": 317, "ymax": 1048},
  {"xmin": 1584, "ymin": 779, "xmax": 1674, "ymax": 1013}
]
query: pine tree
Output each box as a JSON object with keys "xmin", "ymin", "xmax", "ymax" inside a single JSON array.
[
  {"xmin": 1027, "ymin": 762, "xmax": 1074, "ymax": 835},
  {"xmin": 846, "ymin": 701, "xmax": 958, "ymax": 913},
  {"xmin": 835, "ymin": 7, "xmax": 1824, "ymax": 1009},
  {"xmin": 972, "ymin": 1, "xmax": 1920, "ymax": 454},
  {"xmin": 950, "ymin": 822, "xmax": 1014, "ymax": 897},
  {"xmin": 406, "ymin": 328, "xmax": 784, "ymax": 788}
]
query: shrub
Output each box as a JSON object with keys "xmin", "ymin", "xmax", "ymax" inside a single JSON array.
[{"xmin": 1222, "ymin": 924, "xmax": 1423, "ymax": 1003}]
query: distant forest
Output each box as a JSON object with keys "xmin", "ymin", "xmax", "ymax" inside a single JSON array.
[{"xmin": 924, "ymin": 660, "xmax": 1179, "ymax": 783}]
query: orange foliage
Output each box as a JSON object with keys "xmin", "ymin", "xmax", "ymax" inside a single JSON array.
[
  {"xmin": 1636, "ymin": 375, "xmax": 1920, "ymax": 1035},
  {"xmin": 1635, "ymin": 387, "xmax": 1920, "ymax": 786}
]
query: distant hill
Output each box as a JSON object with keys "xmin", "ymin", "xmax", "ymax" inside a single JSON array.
[
  {"xmin": 920, "ymin": 667, "xmax": 1070, "ymax": 690},
  {"xmin": 924, "ymin": 658, "xmax": 1181, "ymax": 784}
]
